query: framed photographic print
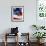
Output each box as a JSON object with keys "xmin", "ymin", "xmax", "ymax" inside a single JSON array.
[
  {"xmin": 36, "ymin": 0, "xmax": 46, "ymax": 26},
  {"xmin": 37, "ymin": 0, "xmax": 46, "ymax": 19},
  {"xmin": 11, "ymin": 6, "xmax": 24, "ymax": 22}
]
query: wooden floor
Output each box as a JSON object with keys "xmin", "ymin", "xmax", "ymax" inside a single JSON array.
[{"xmin": 0, "ymin": 42, "xmax": 46, "ymax": 46}]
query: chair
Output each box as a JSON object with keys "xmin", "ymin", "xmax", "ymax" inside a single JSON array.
[
  {"xmin": 4, "ymin": 27, "xmax": 19, "ymax": 46},
  {"xmin": 18, "ymin": 33, "xmax": 30, "ymax": 46}
]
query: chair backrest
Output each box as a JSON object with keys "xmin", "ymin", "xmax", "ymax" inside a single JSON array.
[{"xmin": 11, "ymin": 27, "xmax": 18, "ymax": 34}]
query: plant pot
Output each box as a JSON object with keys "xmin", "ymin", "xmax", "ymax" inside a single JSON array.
[
  {"xmin": 37, "ymin": 39, "xmax": 45, "ymax": 44},
  {"xmin": 37, "ymin": 39, "xmax": 40, "ymax": 43}
]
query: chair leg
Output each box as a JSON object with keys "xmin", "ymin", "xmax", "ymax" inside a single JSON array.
[
  {"xmin": 4, "ymin": 33, "xmax": 7, "ymax": 46},
  {"xmin": 16, "ymin": 34, "xmax": 19, "ymax": 46},
  {"xmin": 4, "ymin": 41, "xmax": 7, "ymax": 46}
]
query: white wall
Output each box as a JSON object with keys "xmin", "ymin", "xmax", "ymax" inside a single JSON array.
[
  {"xmin": 0, "ymin": 0, "xmax": 36, "ymax": 34},
  {"xmin": 0, "ymin": 0, "xmax": 37, "ymax": 42}
]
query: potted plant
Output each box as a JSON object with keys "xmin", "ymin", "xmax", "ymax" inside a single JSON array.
[
  {"xmin": 33, "ymin": 32, "xmax": 46, "ymax": 43},
  {"xmin": 32, "ymin": 24, "xmax": 45, "ymax": 30},
  {"xmin": 32, "ymin": 25, "xmax": 39, "ymax": 30}
]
